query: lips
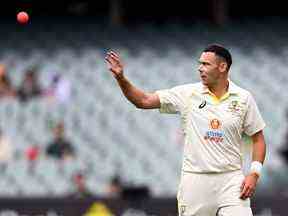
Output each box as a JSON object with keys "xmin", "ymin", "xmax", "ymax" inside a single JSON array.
[{"xmin": 200, "ymin": 75, "xmax": 207, "ymax": 80}]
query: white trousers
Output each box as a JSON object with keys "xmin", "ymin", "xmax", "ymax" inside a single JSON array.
[{"xmin": 177, "ymin": 170, "xmax": 253, "ymax": 216}]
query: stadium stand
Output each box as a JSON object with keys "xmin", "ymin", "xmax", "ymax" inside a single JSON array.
[{"xmin": 0, "ymin": 20, "xmax": 287, "ymax": 198}]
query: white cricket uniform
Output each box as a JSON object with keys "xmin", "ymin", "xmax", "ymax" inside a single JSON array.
[{"xmin": 156, "ymin": 81, "xmax": 265, "ymax": 216}]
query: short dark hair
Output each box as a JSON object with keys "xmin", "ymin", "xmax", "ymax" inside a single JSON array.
[{"xmin": 203, "ymin": 44, "xmax": 232, "ymax": 70}]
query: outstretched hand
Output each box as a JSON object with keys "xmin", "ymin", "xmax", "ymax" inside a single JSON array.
[{"xmin": 105, "ymin": 51, "xmax": 124, "ymax": 78}]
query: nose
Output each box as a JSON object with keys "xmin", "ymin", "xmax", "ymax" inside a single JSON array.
[{"xmin": 198, "ymin": 64, "xmax": 203, "ymax": 74}]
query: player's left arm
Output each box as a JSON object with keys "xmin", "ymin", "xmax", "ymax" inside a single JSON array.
[
  {"xmin": 240, "ymin": 130, "xmax": 266, "ymax": 200},
  {"xmin": 251, "ymin": 130, "xmax": 266, "ymax": 164}
]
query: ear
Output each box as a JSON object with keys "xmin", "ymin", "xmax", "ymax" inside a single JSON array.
[{"xmin": 219, "ymin": 62, "xmax": 228, "ymax": 73}]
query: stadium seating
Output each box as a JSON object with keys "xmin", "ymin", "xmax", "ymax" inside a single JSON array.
[{"xmin": 0, "ymin": 21, "xmax": 287, "ymax": 197}]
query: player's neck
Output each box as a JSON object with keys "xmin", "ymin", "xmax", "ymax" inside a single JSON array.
[{"xmin": 208, "ymin": 79, "xmax": 229, "ymax": 99}]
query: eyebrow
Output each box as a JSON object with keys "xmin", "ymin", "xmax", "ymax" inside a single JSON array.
[{"xmin": 198, "ymin": 60, "xmax": 211, "ymax": 65}]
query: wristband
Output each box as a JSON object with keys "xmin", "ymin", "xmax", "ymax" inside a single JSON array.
[{"xmin": 250, "ymin": 161, "xmax": 263, "ymax": 177}]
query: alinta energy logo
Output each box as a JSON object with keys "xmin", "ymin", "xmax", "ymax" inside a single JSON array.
[
  {"xmin": 204, "ymin": 118, "xmax": 224, "ymax": 143},
  {"xmin": 210, "ymin": 118, "xmax": 221, "ymax": 129}
]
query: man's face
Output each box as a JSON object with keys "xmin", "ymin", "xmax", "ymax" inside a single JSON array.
[{"xmin": 198, "ymin": 52, "xmax": 222, "ymax": 87}]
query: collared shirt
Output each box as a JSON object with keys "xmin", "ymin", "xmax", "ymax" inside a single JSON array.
[{"xmin": 156, "ymin": 80, "xmax": 265, "ymax": 173}]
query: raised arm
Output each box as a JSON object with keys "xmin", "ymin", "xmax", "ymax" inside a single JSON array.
[{"xmin": 105, "ymin": 51, "xmax": 160, "ymax": 109}]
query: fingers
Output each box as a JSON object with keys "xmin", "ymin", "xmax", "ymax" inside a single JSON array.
[
  {"xmin": 109, "ymin": 51, "xmax": 120, "ymax": 59},
  {"xmin": 240, "ymin": 183, "xmax": 255, "ymax": 200},
  {"xmin": 105, "ymin": 56, "xmax": 113, "ymax": 65},
  {"xmin": 240, "ymin": 180, "xmax": 245, "ymax": 191},
  {"xmin": 240, "ymin": 184, "xmax": 248, "ymax": 199},
  {"xmin": 105, "ymin": 53, "xmax": 116, "ymax": 64},
  {"xmin": 105, "ymin": 50, "xmax": 124, "ymax": 77},
  {"xmin": 247, "ymin": 188, "xmax": 255, "ymax": 197},
  {"xmin": 105, "ymin": 50, "xmax": 124, "ymax": 76},
  {"xmin": 106, "ymin": 51, "xmax": 121, "ymax": 62}
]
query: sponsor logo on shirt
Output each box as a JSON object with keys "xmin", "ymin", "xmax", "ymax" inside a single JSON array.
[
  {"xmin": 227, "ymin": 100, "xmax": 246, "ymax": 117},
  {"xmin": 210, "ymin": 118, "xmax": 221, "ymax": 129},
  {"xmin": 204, "ymin": 119, "xmax": 224, "ymax": 143},
  {"xmin": 198, "ymin": 100, "xmax": 207, "ymax": 109},
  {"xmin": 228, "ymin": 100, "xmax": 240, "ymax": 112}
]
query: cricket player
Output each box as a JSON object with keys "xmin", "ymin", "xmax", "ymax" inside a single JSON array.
[{"xmin": 105, "ymin": 44, "xmax": 266, "ymax": 216}]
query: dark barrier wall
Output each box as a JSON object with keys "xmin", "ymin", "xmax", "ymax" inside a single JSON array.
[
  {"xmin": 0, "ymin": 198, "xmax": 177, "ymax": 216},
  {"xmin": 0, "ymin": 196, "xmax": 286, "ymax": 216}
]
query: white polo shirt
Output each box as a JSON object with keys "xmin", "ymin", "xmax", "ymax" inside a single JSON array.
[{"xmin": 156, "ymin": 81, "xmax": 265, "ymax": 173}]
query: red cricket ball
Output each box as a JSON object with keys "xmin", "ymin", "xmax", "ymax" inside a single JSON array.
[{"xmin": 17, "ymin": 11, "xmax": 29, "ymax": 24}]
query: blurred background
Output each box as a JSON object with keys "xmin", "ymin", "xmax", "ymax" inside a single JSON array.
[{"xmin": 0, "ymin": 0, "xmax": 287, "ymax": 215}]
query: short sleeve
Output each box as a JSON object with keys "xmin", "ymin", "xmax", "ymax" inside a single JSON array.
[
  {"xmin": 155, "ymin": 86, "xmax": 187, "ymax": 114},
  {"xmin": 243, "ymin": 93, "xmax": 266, "ymax": 136}
]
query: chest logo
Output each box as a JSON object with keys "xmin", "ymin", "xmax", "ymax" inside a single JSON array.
[
  {"xmin": 199, "ymin": 100, "xmax": 207, "ymax": 109},
  {"xmin": 210, "ymin": 118, "xmax": 221, "ymax": 130},
  {"xmin": 228, "ymin": 100, "xmax": 240, "ymax": 112},
  {"xmin": 205, "ymin": 119, "xmax": 224, "ymax": 143}
]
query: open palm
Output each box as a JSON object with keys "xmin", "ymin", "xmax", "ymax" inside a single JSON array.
[{"xmin": 105, "ymin": 51, "xmax": 124, "ymax": 78}]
